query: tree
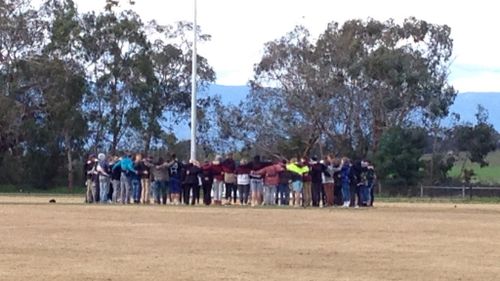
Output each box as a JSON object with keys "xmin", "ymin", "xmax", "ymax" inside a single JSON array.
[
  {"xmin": 216, "ymin": 18, "xmax": 456, "ymax": 159},
  {"xmin": 453, "ymin": 105, "xmax": 497, "ymax": 180},
  {"xmin": 81, "ymin": 8, "xmax": 149, "ymax": 154},
  {"xmin": 127, "ymin": 21, "xmax": 215, "ymax": 154},
  {"xmin": 374, "ymin": 127, "xmax": 427, "ymax": 188}
]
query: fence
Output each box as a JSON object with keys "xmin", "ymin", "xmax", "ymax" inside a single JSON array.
[{"xmin": 420, "ymin": 185, "xmax": 500, "ymax": 198}]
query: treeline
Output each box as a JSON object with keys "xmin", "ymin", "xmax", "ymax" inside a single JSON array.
[{"xmin": 0, "ymin": 0, "xmax": 497, "ymax": 191}]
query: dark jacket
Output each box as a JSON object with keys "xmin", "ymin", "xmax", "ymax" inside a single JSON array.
[
  {"xmin": 111, "ymin": 161, "xmax": 122, "ymax": 181},
  {"xmin": 201, "ymin": 163, "xmax": 213, "ymax": 184},
  {"xmin": 310, "ymin": 162, "xmax": 329, "ymax": 184},
  {"xmin": 184, "ymin": 164, "xmax": 202, "ymax": 185}
]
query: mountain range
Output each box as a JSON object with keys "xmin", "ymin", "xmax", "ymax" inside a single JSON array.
[
  {"xmin": 204, "ymin": 85, "xmax": 500, "ymax": 129},
  {"xmin": 172, "ymin": 85, "xmax": 500, "ymax": 139}
]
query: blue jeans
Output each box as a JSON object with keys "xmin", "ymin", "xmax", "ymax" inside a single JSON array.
[
  {"xmin": 153, "ymin": 180, "xmax": 168, "ymax": 204},
  {"xmin": 131, "ymin": 178, "xmax": 142, "ymax": 203},
  {"xmin": 99, "ymin": 176, "xmax": 110, "ymax": 203},
  {"xmin": 277, "ymin": 183, "xmax": 290, "ymax": 205},
  {"xmin": 360, "ymin": 184, "xmax": 369, "ymax": 205},
  {"xmin": 342, "ymin": 182, "xmax": 350, "ymax": 203}
]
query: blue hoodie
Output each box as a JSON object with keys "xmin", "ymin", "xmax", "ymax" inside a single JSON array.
[
  {"xmin": 341, "ymin": 164, "xmax": 351, "ymax": 185},
  {"xmin": 113, "ymin": 156, "xmax": 136, "ymax": 175}
]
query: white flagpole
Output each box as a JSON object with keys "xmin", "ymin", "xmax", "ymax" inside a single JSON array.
[{"xmin": 190, "ymin": 0, "xmax": 198, "ymax": 161}]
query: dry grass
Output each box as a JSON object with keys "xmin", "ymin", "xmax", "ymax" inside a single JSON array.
[{"xmin": 0, "ymin": 196, "xmax": 499, "ymax": 281}]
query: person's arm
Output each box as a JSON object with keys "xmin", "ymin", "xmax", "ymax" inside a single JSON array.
[
  {"xmin": 97, "ymin": 163, "xmax": 110, "ymax": 177},
  {"xmin": 156, "ymin": 160, "xmax": 174, "ymax": 169},
  {"xmin": 112, "ymin": 160, "xmax": 121, "ymax": 171}
]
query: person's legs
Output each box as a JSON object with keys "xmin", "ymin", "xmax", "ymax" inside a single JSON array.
[
  {"xmin": 303, "ymin": 182, "xmax": 312, "ymax": 207},
  {"xmin": 85, "ymin": 179, "xmax": 93, "ymax": 203},
  {"xmin": 124, "ymin": 176, "xmax": 132, "ymax": 204},
  {"xmin": 203, "ymin": 182, "xmax": 212, "ymax": 205},
  {"xmin": 99, "ymin": 176, "xmax": 110, "ymax": 203},
  {"xmin": 369, "ymin": 182, "xmax": 375, "ymax": 206},
  {"xmin": 270, "ymin": 185, "xmax": 277, "ymax": 205},
  {"xmin": 242, "ymin": 184, "xmax": 250, "ymax": 204},
  {"xmin": 183, "ymin": 183, "xmax": 191, "ymax": 205},
  {"xmin": 192, "ymin": 184, "xmax": 200, "ymax": 205},
  {"xmin": 92, "ymin": 181, "xmax": 99, "ymax": 203},
  {"xmin": 324, "ymin": 183, "xmax": 334, "ymax": 207},
  {"xmin": 141, "ymin": 178, "xmax": 150, "ymax": 204},
  {"xmin": 112, "ymin": 179, "xmax": 121, "ymax": 203},
  {"xmin": 342, "ymin": 182, "xmax": 350, "ymax": 207},
  {"xmin": 311, "ymin": 182, "xmax": 321, "ymax": 207}
]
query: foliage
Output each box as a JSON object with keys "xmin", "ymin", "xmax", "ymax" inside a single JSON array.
[
  {"xmin": 374, "ymin": 127, "xmax": 427, "ymax": 187},
  {"xmin": 214, "ymin": 18, "xmax": 456, "ymax": 159}
]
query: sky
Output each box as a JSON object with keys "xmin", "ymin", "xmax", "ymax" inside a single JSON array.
[{"xmin": 72, "ymin": 0, "xmax": 500, "ymax": 92}]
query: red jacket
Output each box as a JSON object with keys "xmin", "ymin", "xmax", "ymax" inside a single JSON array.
[
  {"xmin": 210, "ymin": 163, "xmax": 224, "ymax": 181},
  {"xmin": 256, "ymin": 164, "xmax": 284, "ymax": 186}
]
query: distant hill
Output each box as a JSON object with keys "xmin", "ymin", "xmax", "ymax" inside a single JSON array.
[
  {"xmin": 205, "ymin": 85, "xmax": 500, "ymax": 130},
  {"xmin": 174, "ymin": 86, "xmax": 500, "ymax": 140}
]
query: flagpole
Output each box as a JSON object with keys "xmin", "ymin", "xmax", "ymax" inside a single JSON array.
[{"xmin": 190, "ymin": 0, "xmax": 198, "ymax": 161}]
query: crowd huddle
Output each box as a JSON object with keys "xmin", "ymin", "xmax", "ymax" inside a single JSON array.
[{"xmin": 84, "ymin": 152, "xmax": 376, "ymax": 208}]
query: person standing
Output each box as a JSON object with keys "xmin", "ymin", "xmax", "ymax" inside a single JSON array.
[
  {"xmin": 222, "ymin": 153, "xmax": 237, "ymax": 205},
  {"xmin": 201, "ymin": 160, "xmax": 214, "ymax": 205},
  {"xmin": 140, "ymin": 156, "xmax": 151, "ymax": 204},
  {"xmin": 131, "ymin": 154, "xmax": 144, "ymax": 204},
  {"xmin": 113, "ymin": 153, "xmax": 137, "ymax": 204},
  {"xmin": 145, "ymin": 157, "xmax": 171, "ymax": 204},
  {"xmin": 249, "ymin": 155, "xmax": 265, "ymax": 207},
  {"xmin": 211, "ymin": 155, "xmax": 224, "ymax": 206},
  {"xmin": 301, "ymin": 158, "xmax": 313, "ymax": 207},
  {"xmin": 286, "ymin": 158, "xmax": 308, "ymax": 207},
  {"xmin": 167, "ymin": 154, "xmax": 182, "ymax": 205},
  {"xmin": 340, "ymin": 158, "xmax": 351, "ymax": 208},
  {"xmin": 183, "ymin": 160, "xmax": 202, "ymax": 205},
  {"xmin": 255, "ymin": 161, "xmax": 284, "ymax": 206},
  {"xmin": 110, "ymin": 156, "xmax": 122, "ymax": 203},
  {"xmin": 366, "ymin": 161, "xmax": 376, "ymax": 207},
  {"xmin": 322, "ymin": 156, "xmax": 339, "ymax": 207},
  {"xmin": 97, "ymin": 153, "xmax": 111, "ymax": 204},
  {"xmin": 236, "ymin": 158, "xmax": 251, "ymax": 205},
  {"xmin": 277, "ymin": 160, "xmax": 291, "ymax": 206},
  {"xmin": 310, "ymin": 156, "xmax": 327, "ymax": 207},
  {"xmin": 84, "ymin": 154, "xmax": 98, "ymax": 203}
]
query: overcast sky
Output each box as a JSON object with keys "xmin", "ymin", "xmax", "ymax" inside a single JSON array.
[{"xmin": 73, "ymin": 0, "xmax": 499, "ymax": 92}]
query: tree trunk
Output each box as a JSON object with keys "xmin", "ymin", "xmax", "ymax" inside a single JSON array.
[
  {"xmin": 65, "ymin": 132, "xmax": 74, "ymax": 193},
  {"xmin": 144, "ymin": 131, "xmax": 152, "ymax": 156}
]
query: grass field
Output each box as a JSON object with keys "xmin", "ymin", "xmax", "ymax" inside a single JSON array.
[
  {"xmin": 0, "ymin": 196, "xmax": 499, "ymax": 281},
  {"xmin": 449, "ymin": 150, "xmax": 500, "ymax": 185}
]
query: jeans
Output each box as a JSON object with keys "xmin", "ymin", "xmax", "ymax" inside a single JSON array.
[
  {"xmin": 263, "ymin": 185, "xmax": 276, "ymax": 205},
  {"xmin": 112, "ymin": 179, "xmax": 121, "ymax": 203},
  {"xmin": 120, "ymin": 173, "xmax": 132, "ymax": 204},
  {"xmin": 250, "ymin": 178, "xmax": 263, "ymax": 194},
  {"xmin": 342, "ymin": 182, "xmax": 350, "ymax": 203},
  {"xmin": 360, "ymin": 184, "xmax": 370, "ymax": 205},
  {"xmin": 225, "ymin": 183, "xmax": 237, "ymax": 203},
  {"xmin": 153, "ymin": 180, "xmax": 168, "ymax": 204},
  {"xmin": 238, "ymin": 184, "xmax": 250, "ymax": 204},
  {"xmin": 277, "ymin": 183, "xmax": 290, "ymax": 205},
  {"xmin": 99, "ymin": 176, "xmax": 110, "ymax": 203},
  {"xmin": 213, "ymin": 180, "xmax": 224, "ymax": 202},
  {"xmin": 368, "ymin": 181, "xmax": 375, "ymax": 206},
  {"xmin": 131, "ymin": 178, "xmax": 142, "ymax": 203}
]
